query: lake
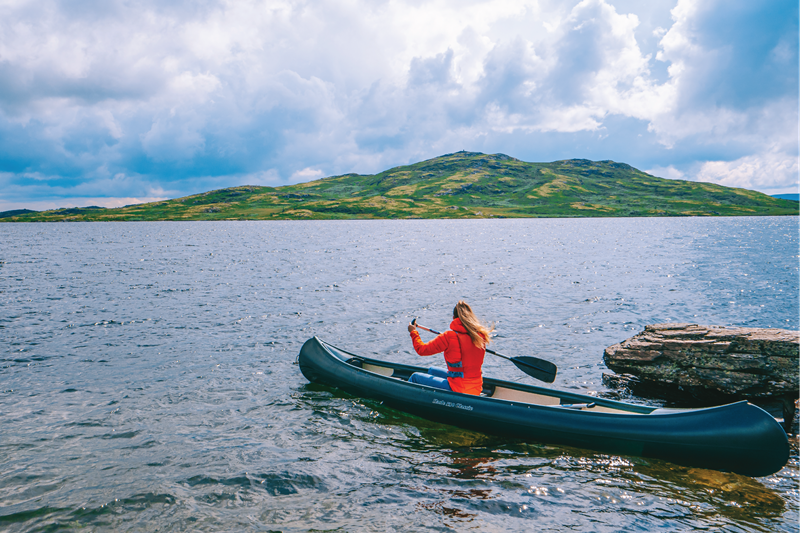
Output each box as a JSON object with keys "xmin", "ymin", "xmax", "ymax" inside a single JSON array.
[{"xmin": 1, "ymin": 217, "xmax": 798, "ymax": 532}]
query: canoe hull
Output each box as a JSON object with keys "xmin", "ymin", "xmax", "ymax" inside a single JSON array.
[{"xmin": 298, "ymin": 337, "xmax": 790, "ymax": 477}]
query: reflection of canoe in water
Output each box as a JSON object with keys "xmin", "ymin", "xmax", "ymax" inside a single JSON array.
[{"xmin": 298, "ymin": 337, "xmax": 790, "ymax": 477}]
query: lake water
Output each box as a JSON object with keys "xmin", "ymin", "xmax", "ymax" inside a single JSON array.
[{"xmin": 1, "ymin": 217, "xmax": 798, "ymax": 532}]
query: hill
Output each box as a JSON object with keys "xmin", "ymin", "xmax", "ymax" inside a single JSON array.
[{"xmin": 3, "ymin": 152, "xmax": 797, "ymax": 221}]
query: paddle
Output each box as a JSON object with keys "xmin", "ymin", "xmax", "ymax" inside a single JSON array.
[{"xmin": 411, "ymin": 319, "xmax": 558, "ymax": 383}]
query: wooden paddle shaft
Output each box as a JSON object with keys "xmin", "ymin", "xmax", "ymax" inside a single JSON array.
[{"xmin": 411, "ymin": 320, "xmax": 440, "ymax": 335}]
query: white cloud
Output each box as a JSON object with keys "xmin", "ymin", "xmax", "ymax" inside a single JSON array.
[
  {"xmin": 646, "ymin": 165, "xmax": 685, "ymax": 181},
  {"xmin": 693, "ymin": 152, "xmax": 799, "ymax": 194},
  {"xmin": 0, "ymin": 0, "xmax": 796, "ymax": 210},
  {"xmin": 290, "ymin": 167, "xmax": 325, "ymax": 183}
]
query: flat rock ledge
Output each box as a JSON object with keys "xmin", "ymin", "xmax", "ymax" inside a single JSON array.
[{"xmin": 603, "ymin": 323, "xmax": 799, "ymax": 432}]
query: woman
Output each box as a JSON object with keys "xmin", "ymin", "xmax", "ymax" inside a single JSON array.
[{"xmin": 407, "ymin": 301, "xmax": 493, "ymax": 395}]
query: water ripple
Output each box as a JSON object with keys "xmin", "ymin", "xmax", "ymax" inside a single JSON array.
[{"xmin": 0, "ymin": 218, "xmax": 797, "ymax": 532}]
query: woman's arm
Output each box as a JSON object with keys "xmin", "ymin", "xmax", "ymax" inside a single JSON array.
[{"xmin": 410, "ymin": 329, "xmax": 450, "ymax": 356}]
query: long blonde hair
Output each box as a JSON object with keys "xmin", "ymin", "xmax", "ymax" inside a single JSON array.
[{"xmin": 453, "ymin": 300, "xmax": 493, "ymax": 349}]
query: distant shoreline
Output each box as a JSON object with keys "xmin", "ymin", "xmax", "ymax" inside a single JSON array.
[
  {"xmin": 2, "ymin": 153, "xmax": 798, "ymax": 222},
  {"xmin": 3, "ymin": 214, "xmax": 798, "ymax": 223}
]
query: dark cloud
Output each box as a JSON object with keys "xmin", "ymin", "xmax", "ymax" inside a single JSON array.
[
  {"xmin": 478, "ymin": 38, "xmax": 541, "ymax": 114},
  {"xmin": 408, "ymin": 49, "xmax": 455, "ymax": 87},
  {"xmin": 541, "ymin": 5, "xmax": 608, "ymax": 105},
  {"xmin": 672, "ymin": 0, "xmax": 798, "ymax": 109}
]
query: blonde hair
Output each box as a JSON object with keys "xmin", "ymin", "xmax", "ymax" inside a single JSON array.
[{"xmin": 453, "ymin": 300, "xmax": 493, "ymax": 349}]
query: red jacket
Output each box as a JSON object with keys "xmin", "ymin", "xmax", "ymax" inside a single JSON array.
[{"xmin": 410, "ymin": 318, "xmax": 486, "ymax": 395}]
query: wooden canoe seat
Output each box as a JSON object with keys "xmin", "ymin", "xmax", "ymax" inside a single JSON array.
[
  {"xmin": 491, "ymin": 388, "xmax": 645, "ymax": 413},
  {"xmin": 587, "ymin": 404, "xmax": 645, "ymax": 414},
  {"xmin": 362, "ymin": 363, "xmax": 394, "ymax": 377},
  {"xmin": 491, "ymin": 386, "xmax": 560, "ymax": 405}
]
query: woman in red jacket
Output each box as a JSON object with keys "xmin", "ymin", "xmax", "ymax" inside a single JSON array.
[{"xmin": 407, "ymin": 301, "xmax": 493, "ymax": 395}]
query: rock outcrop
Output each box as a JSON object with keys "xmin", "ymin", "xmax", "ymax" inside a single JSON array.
[{"xmin": 603, "ymin": 323, "xmax": 799, "ymax": 432}]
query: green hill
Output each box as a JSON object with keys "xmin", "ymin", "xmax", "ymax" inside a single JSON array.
[{"xmin": 3, "ymin": 152, "xmax": 797, "ymax": 221}]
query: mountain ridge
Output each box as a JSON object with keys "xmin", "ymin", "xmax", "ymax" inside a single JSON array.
[{"xmin": 3, "ymin": 151, "xmax": 797, "ymax": 221}]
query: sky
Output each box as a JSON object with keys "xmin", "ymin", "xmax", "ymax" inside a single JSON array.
[{"xmin": 0, "ymin": 0, "xmax": 797, "ymax": 211}]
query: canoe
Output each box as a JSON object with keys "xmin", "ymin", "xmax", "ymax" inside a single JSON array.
[{"xmin": 298, "ymin": 337, "xmax": 790, "ymax": 477}]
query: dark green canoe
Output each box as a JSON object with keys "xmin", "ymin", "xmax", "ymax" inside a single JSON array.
[{"xmin": 298, "ymin": 337, "xmax": 790, "ymax": 477}]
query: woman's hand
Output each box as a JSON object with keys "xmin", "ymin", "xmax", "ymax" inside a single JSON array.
[{"xmin": 408, "ymin": 323, "xmax": 417, "ymax": 333}]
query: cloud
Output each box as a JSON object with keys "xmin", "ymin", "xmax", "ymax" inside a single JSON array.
[
  {"xmin": 648, "ymin": 0, "xmax": 799, "ymax": 151},
  {"xmin": 645, "ymin": 164, "xmax": 685, "ymax": 181},
  {"xmin": 0, "ymin": 0, "xmax": 796, "ymax": 209},
  {"xmin": 290, "ymin": 167, "xmax": 325, "ymax": 183},
  {"xmin": 647, "ymin": 151, "xmax": 800, "ymax": 195},
  {"xmin": 693, "ymin": 151, "xmax": 799, "ymax": 194}
]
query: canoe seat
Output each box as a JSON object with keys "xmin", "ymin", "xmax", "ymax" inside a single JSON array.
[
  {"xmin": 491, "ymin": 386, "xmax": 560, "ymax": 406},
  {"xmin": 362, "ymin": 363, "xmax": 394, "ymax": 377},
  {"xmin": 587, "ymin": 404, "xmax": 646, "ymax": 414}
]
